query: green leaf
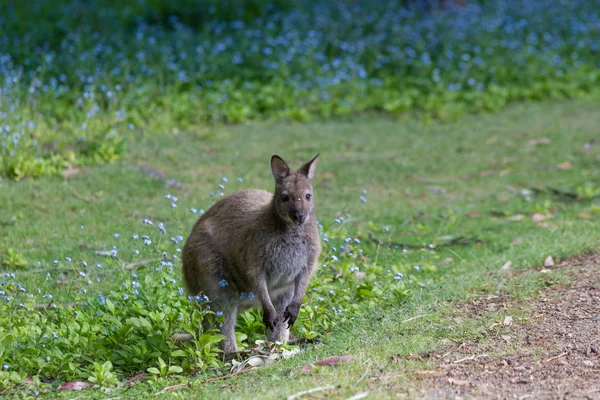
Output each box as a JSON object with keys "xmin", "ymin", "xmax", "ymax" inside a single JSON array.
[
  {"xmin": 146, "ymin": 367, "xmax": 160, "ymax": 375},
  {"xmin": 106, "ymin": 299, "xmax": 115, "ymax": 313},
  {"xmin": 168, "ymin": 366, "xmax": 183, "ymax": 374},
  {"xmin": 171, "ymin": 350, "xmax": 187, "ymax": 357}
]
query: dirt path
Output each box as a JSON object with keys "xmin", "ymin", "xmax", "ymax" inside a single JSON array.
[{"xmin": 409, "ymin": 254, "xmax": 600, "ymax": 400}]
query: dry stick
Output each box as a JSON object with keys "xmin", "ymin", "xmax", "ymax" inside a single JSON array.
[
  {"xmin": 155, "ymin": 383, "xmax": 187, "ymax": 395},
  {"xmin": 123, "ymin": 259, "xmax": 153, "ymax": 269},
  {"xmin": 367, "ymin": 232, "xmax": 482, "ymax": 250},
  {"xmin": 544, "ymin": 352, "xmax": 568, "ymax": 363},
  {"xmin": 401, "ymin": 314, "xmax": 427, "ymax": 324},
  {"xmin": 453, "ymin": 354, "xmax": 487, "ymax": 364},
  {"xmin": 286, "ymin": 385, "xmax": 336, "ymax": 400},
  {"xmin": 346, "ymin": 393, "xmax": 369, "ymax": 400}
]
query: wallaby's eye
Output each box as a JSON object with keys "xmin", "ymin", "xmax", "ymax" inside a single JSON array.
[
  {"xmin": 281, "ymin": 194, "xmax": 290, "ymax": 202},
  {"xmin": 305, "ymin": 193, "xmax": 312, "ymax": 200}
]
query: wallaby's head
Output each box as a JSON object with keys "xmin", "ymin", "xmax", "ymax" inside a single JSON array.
[{"xmin": 271, "ymin": 154, "xmax": 319, "ymax": 226}]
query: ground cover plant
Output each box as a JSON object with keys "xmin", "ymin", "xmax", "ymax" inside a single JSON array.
[
  {"xmin": 1, "ymin": 100, "xmax": 600, "ymax": 398},
  {"xmin": 1, "ymin": 0, "xmax": 600, "ymax": 179}
]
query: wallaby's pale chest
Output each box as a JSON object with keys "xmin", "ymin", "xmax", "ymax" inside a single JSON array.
[{"xmin": 263, "ymin": 233, "xmax": 314, "ymax": 288}]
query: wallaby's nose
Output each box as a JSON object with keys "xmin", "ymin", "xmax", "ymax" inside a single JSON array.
[{"xmin": 295, "ymin": 211, "xmax": 306, "ymax": 224}]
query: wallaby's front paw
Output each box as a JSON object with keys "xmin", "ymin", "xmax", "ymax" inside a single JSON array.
[
  {"xmin": 283, "ymin": 302, "xmax": 301, "ymax": 328},
  {"xmin": 263, "ymin": 308, "xmax": 277, "ymax": 331}
]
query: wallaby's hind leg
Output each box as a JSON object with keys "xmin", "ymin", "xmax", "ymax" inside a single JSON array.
[
  {"xmin": 220, "ymin": 304, "xmax": 239, "ymax": 358},
  {"xmin": 267, "ymin": 289, "xmax": 293, "ymax": 343}
]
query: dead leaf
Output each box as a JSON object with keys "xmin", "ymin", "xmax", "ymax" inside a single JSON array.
[
  {"xmin": 501, "ymin": 335, "xmax": 512, "ymax": 343},
  {"xmin": 537, "ymin": 222, "xmax": 557, "ymax": 229},
  {"xmin": 500, "ymin": 261, "xmax": 512, "ymax": 271},
  {"xmin": 578, "ymin": 212, "xmax": 592, "ymax": 219},
  {"xmin": 62, "ymin": 167, "xmax": 81, "ymax": 178},
  {"xmin": 466, "ymin": 211, "xmax": 480, "ymax": 217},
  {"xmin": 510, "ymin": 237, "xmax": 523, "ymax": 246},
  {"xmin": 57, "ymin": 381, "xmax": 94, "ymax": 391},
  {"xmin": 544, "ymin": 256, "xmax": 555, "ymax": 267},
  {"xmin": 508, "ymin": 214, "xmax": 525, "ymax": 221},
  {"xmin": 531, "ymin": 213, "xmax": 545, "ymax": 222},
  {"xmin": 556, "ymin": 161, "xmax": 573, "ymax": 170},
  {"xmin": 442, "ymin": 257, "xmax": 454, "ymax": 264},
  {"xmin": 480, "ymin": 170, "xmax": 495, "ymax": 177},
  {"xmin": 499, "ymin": 169, "xmax": 511, "ymax": 176},
  {"xmin": 448, "ymin": 378, "xmax": 470, "ymax": 386},
  {"xmin": 126, "ymin": 372, "xmax": 148, "ymax": 385},
  {"xmin": 301, "ymin": 355, "xmax": 356, "ymax": 373},
  {"xmin": 322, "ymin": 172, "xmax": 336, "ymax": 179},
  {"xmin": 503, "ymin": 316, "xmax": 513, "ymax": 326}
]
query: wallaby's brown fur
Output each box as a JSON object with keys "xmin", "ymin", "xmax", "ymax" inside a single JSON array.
[{"xmin": 181, "ymin": 154, "xmax": 321, "ymax": 357}]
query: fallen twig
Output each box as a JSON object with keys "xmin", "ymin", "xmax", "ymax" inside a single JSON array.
[
  {"xmin": 286, "ymin": 385, "xmax": 335, "ymax": 400},
  {"xmin": 123, "ymin": 259, "xmax": 152, "ymax": 269},
  {"xmin": 155, "ymin": 383, "xmax": 187, "ymax": 395},
  {"xmin": 368, "ymin": 233, "xmax": 482, "ymax": 250},
  {"xmin": 452, "ymin": 354, "xmax": 487, "ymax": 364},
  {"xmin": 401, "ymin": 314, "xmax": 427, "ymax": 324},
  {"xmin": 346, "ymin": 392, "xmax": 369, "ymax": 400},
  {"xmin": 544, "ymin": 352, "xmax": 568, "ymax": 363}
]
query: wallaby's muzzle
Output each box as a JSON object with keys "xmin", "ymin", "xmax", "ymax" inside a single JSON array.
[{"xmin": 294, "ymin": 211, "xmax": 307, "ymax": 225}]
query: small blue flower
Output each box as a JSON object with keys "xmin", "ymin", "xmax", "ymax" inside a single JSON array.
[
  {"xmin": 2, "ymin": 364, "xmax": 8, "ymax": 370},
  {"xmin": 178, "ymin": 287, "xmax": 184, "ymax": 296},
  {"xmin": 359, "ymin": 196, "xmax": 367, "ymax": 203},
  {"xmin": 240, "ymin": 292, "xmax": 246, "ymax": 299},
  {"xmin": 331, "ymin": 255, "xmax": 338, "ymax": 261},
  {"xmin": 237, "ymin": 177, "xmax": 243, "ymax": 183},
  {"xmin": 81, "ymin": 261, "xmax": 88, "ymax": 267},
  {"xmin": 344, "ymin": 238, "xmax": 351, "ymax": 243},
  {"xmin": 79, "ymin": 271, "xmax": 86, "ymax": 277},
  {"xmin": 123, "ymin": 293, "xmax": 129, "ymax": 300},
  {"xmin": 248, "ymin": 292, "xmax": 254, "ymax": 300},
  {"xmin": 394, "ymin": 273, "xmax": 403, "ymax": 281},
  {"xmin": 216, "ymin": 311, "xmax": 223, "ymax": 317},
  {"xmin": 65, "ymin": 257, "xmax": 72, "ymax": 262},
  {"xmin": 132, "ymin": 233, "xmax": 139, "ymax": 240},
  {"xmin": 171, "ymin": 203, "xmax": 177, "ymax": 208},
  {"xmin": 413, "ymin": 265, "xmax": 420, "ymax": 271},
  {"xmin": 113, "ymin": 233, "xmax": 121, "ymax": 239},
  {"xmin": 218, "ymin": 279, "xmax": 228, "ymax": 288},
  {"xmin": 222, "ymin": 177, "xmax": 228, "ymax": 183},
  {"xmin": 53, "ymin": 260, "xmax": 59, "ymax": 265}
]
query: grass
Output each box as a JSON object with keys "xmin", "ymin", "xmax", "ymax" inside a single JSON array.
[
  {"xmin": 3, "ymin": 0, "xmax": 600, "ymax": 179},
  {"xmin": 1, "ymin": 100, "xmax": 600, "ymax": 398}
]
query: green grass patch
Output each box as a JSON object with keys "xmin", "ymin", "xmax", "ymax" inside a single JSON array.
[
  {"xmin": 2, "ymin": 0, "xmax": 600, "ymax": 179},
  {"xmin": 0, "ymin": 100, "xmax": 599, "ymax": 397}
]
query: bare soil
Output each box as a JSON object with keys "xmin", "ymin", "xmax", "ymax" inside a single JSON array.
[{"xmin": 408, "ymin": 253, "xmax": 600, "ymax": 400}]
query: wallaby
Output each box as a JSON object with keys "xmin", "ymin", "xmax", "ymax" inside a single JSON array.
[{"xmin": 181, "ymin": 154, "xmax": 321, "ymax": 357}]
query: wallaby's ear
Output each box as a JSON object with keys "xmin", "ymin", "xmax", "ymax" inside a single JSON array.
[
  {"xmin": 297, "ymin": 153, "xmax": 319, "ymax": 180},
  {"xmin": 271, "ymin": 155, "xmax": 291, "ymax": 183}
]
